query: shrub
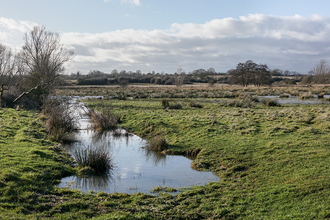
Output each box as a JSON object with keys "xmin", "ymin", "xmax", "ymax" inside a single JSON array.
[
  {"xmin": 146, "ymin": 136, "xmax": 168, "ymax": 152},
  {"xmin": 43, "ymin": 97, "xmax": 79, "ymax": 142},
  {"xmin": 88, "ymin": 109, "xmax": 119, "ymax": 131},
  {"xmin": 74, "ymin": 145, "xmax": 113, "ymax": 174}
]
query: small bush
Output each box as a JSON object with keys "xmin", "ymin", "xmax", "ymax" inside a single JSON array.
[
  {"xmin": 147, "ymin": 136, "xmax": 168, "ymax": 152},
  {"xmin": 74, "ymin": 145, "xmax": 113, "ymax": 174},
  {"xmin": 43, "ymin": 97, "xmax": 79, "ymax": 142},
  {"xmin": 88, "ymin": 109, "xmax": 119, "ymax": 131}
]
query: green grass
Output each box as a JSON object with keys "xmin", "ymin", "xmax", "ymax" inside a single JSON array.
[
  {"xmin": 3, "ymin": 90, "xmax": 330, "ymax": 218},
  {"xmin": 85, "ymin": 98, "xmax": 330, "ymax": 219}
]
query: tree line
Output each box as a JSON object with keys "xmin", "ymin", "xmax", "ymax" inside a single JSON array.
[{"xmin": 65, "ymin": 60, "xmax": 305, "ymax": 87}]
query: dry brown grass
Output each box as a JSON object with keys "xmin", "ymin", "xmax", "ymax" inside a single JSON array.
[
  {"xmin": 146, "ymin": 136, "xmax": 169, "ymax": 152},
  {"xmin": 88, "ymin": 109, "xmax": 119, "ymax": 131}
]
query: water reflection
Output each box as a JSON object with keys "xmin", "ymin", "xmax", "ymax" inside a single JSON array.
[
  {"xmin": 144, "ymin": 150, "xmax": 167, "ymax": 166},
  {"xmin": 58, "ymin": 97, "xmax": 220, "ymax": 194},
  {"xmin": 257, "ymin": 95, "xmax": 329, "ymax": 105},
  {"xmin": 70, "ymin": 174, "xmax": 114, "ymax": 192}
]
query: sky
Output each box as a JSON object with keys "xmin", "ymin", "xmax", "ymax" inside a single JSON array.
[{"xmin": 1, "ymin": 0, "xmax": 330, "ymax": 75}]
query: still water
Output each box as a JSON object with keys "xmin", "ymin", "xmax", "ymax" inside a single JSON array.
[
  {"xmin": 58, "ymin": 97, "xmax": 219, "ymax": 194},
  {"xmin": 257, "ymin": 95, "xmax": 330, "ymax": 105}
]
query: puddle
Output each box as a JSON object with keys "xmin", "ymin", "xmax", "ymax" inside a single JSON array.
[
  {"xmin": 257, "ymin": 95, "xmax": 330, "ymax": 105},
  {"xmin": 58, "ymin": 97, "xmax": 220, "ymax": 194}
]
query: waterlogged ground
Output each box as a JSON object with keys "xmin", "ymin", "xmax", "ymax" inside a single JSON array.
[
  {"xmin": 59, "ymin": 127, "xmax": 219, "ymax": 194},
  {"xmin": 58, "ymin": 97, "xmax": 219, "ymax": 194},
  {"xmin": 2, "ymin": 85, "xmax": 330, "ymax": 219}
]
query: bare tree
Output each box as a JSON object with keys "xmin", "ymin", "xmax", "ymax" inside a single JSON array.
[
  {"xmin": 309, "ymin": 59, "xmax": 330, "ymax": 83},
  {"xmin": 15, "ymin": 26, "xmax": 74, "ymax": 103},
  {"xmin": 229, "ymin": 60, "xmax": 271, "ymax": 86},
  {"xmin": 0, "ymin": 44, "xmax": 14, "ymax": 100},
  {"xmin": 0, "ymin": 44, "xmax": 23, "ymax": 104},
  {"xmin": 174, "ymin": 67, "xmax": 186, "ymax": 87}
]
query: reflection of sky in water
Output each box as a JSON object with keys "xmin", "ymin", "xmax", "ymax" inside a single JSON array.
[
  {"xmin": 59, "ymin": 97, "xmax": 219, "ymax": 194},
  {"xmin": 257, "ymin": 95, "xmax": 330, "ymax": 105}
]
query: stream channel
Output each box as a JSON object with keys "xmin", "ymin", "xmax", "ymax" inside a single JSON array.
[{"xmin": 58, "ymin": 97, "xmax": 220, "ymax": 194}]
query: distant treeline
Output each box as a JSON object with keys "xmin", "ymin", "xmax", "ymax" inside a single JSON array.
[
  {"xmin": 62, "ymin": 60, "xmax": 330, "ymax": 86},
  {"xmin": 68, "ymin": 68, "xmax": 228, "ymax": 86}
]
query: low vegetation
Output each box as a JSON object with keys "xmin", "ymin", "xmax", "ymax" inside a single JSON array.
[
  {"xmin": 42, "ymin": 97, "xmax": 79, "ymax": 142},
  {"xmin": 74, "ymin": 145, "xmax": 113, "ymax": 174},
  {"xmin": 2, "ymin": 84, "xmax": 330, "ymax": 219},
  {"xmin": 146, "ymin": 135, "xmax": 169, "ymax": 152},
  {"xmin": 88, "ymin": 108, "xmax": 119, "ymax": 131}
]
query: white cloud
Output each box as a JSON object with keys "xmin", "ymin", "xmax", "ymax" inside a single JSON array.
[
  {"xmin": 0, "ymin": 17, "xmax": 37, "ymax": 49},
  {"xmin": 61, "ymin": 14, "xmax": 330, "ymax": 73},
  {"xmin": 1, "ymin": 14, "xmax": 330, "ymax": 74},
  {"xmin": 104, "ymin": 0, "xmax": 141, "ymax": 6}
]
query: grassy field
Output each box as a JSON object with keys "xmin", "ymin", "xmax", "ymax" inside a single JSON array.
[{"xmin": 2, "ymin": 85, "xmax": 330, "ymax": 219}]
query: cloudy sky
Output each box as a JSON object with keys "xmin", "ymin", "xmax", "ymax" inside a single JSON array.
[{"xmin": 1, "ymin": 0, "xmax": 330, "ymax": 74}]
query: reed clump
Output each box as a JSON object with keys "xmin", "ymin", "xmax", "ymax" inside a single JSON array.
[
  {"xmin": 161, "ymin": 98, "xmax": 182, "ymax": 109},
  {"xmin": 88, "ymin": 109, "xmax": 119, "ymax": 131},
  {"xmin": 147, "ymin": 136, "xmax": 169, "ymax": 152},
  {"xmin": 74, "ymin": 145, "xmax": 113, "ymax": 174},
  {"xmin": 224, "ymin": 95, "xmax": 255, "ymax": 108}
]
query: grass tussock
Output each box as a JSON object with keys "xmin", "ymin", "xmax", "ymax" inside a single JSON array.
[
  {"xmin": 224, "ymin": 95, "xmax": 255, "ymax": 108},
  {"xmin": 262, "ymin": 98, "xmax": 280, "ymax": 106},
  {"xmin": 161, "ymin": 98, "xmax": 182, "ymax": 109},
  {"xmin": 74, "ymin": 145, "xmax": 113, "ymax": 174},
  {"xmin": 189, "ymin": 101, "xmax": 203, "ymax": 108},
  {"xmin": 279, "ymin": 93, "xmax": 290, "ymax": 98},
  {"xmin": 299, "ymin": 92, "xmax": 315, "ymax": 100},
  {"xmin": 147, "ymin": 136, "xmax": 169, "ymax": 152},
  {"xmin": 88, "ymin": 109, "xmax": 119, "ymax": 131}
]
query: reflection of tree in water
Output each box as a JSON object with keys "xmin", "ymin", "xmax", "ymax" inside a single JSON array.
[
  {"xmin": 144, "ymin": 149, "xmax": 167, "ymax": 166},
  {"xmin": 92, "ymin": 128, "xmax": 133, "ymax": 146},
  {"xmin": 73, "ymin": 173, "xmax": 115, "ymax": 192}
]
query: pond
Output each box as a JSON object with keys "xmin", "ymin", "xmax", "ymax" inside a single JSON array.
[{"xmin": 57, "ymin": 97, "xmax": 220, "ymax": 194}]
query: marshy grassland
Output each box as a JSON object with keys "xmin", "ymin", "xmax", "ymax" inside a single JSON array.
[{"xmin": 2, "ymin": 84, "xmax": 330, "ymax": 219}]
